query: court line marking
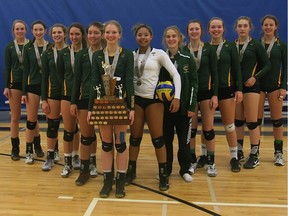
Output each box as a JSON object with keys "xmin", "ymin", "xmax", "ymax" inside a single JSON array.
[
  {"xmin": 84, "ymin": 198, "xmax": 99, "ymax": 216},
  {"xmin": 58, "ymin": 196, "xmax": 74, "ymax": 200},
  {"xmin": 207, "ymin": 176, "xmax": 220, "ymax": 213},
  {"xmin": 86, "ymin": 197, "xmax": 287, "ymax": 208}
]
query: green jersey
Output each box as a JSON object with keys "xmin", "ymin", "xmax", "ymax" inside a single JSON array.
[
  {"xmin": 212, "ymin": 40, "xmax": 242, "ymax": 91},
  {"xmin": 4, "ymin": 40, "xmax": 28, "ymax": 88},
  {"xmin": 41, "ymin": 46, "xmax": 62, "ymax": 100},
  {"xmin": 259, "ymin": 38, "xmax": 287, "ymax": 91},
  {"xmin": 57, "ymin": 46, "xmax": 78, "ymax": 97},
  {"xmin": 71, "ymin": 48, "xmax": 93, "ymax": 104},
  {"xmin": 236, "ymin": 38, "xmax": 270, "ymax": 84},
  {"xmin": 183, "ymin": 42, "xmax": 218, "ymax": 96},
  {"xmin": 22, "ymin": 41, "xmax": 51, "ymax": 95},
  {"xmin": 89, "ymin": 47, "xmax": 135, "ymax": 110}
]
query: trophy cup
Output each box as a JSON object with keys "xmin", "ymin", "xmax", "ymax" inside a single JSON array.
[{"xmin": 90, "ymin": 61, "xmax": 130, "ymax": 126}]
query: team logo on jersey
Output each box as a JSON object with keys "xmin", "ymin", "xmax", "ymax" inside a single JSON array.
[{"xmin": 183, "ymin": 65, "xmax": 189, "ymax": 73}]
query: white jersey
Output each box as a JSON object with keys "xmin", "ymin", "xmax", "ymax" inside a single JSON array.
[{"xmin": 133, "ymin": 48, "xmax": 181, "ymax": 99}]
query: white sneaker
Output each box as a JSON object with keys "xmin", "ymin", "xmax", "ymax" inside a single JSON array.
[
  {"xmin": 25, "ymin": 153, "xmax": 34, "ymax": 165},
  {"xmin": 42, "ymin": 159, "xmax": 54, "ymax": 171},
  {"xmin": 182, "ymin": 173, "xmax": 193, "ymax": 182},
  {"xmin": 189, "ymin": 163, "xmax": 197, "ymax": 174},
  {"xmin": 89, "ymin": 164, "xmax": 98, "ymax": 178},
  {"xmin": 54, "ymin": 151, "xmax": 60, "ymax": 162},
  {"xmin": 207, "ymin": 164, "xmax": 218, "ymax": 177},
  {"xmin": 275, "ymin": 152, "xmax": 285, "ymax": 166},
  {"xmin": 61, "ymin": 165, "xmax": 73, "ymax": 178}
]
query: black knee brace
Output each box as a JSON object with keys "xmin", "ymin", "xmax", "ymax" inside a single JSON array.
[
  {"xmin": 203, "ymin": 129, "xmax": 215, "ymax": 141},
  {"xmin": 235, "ymin": 119, "xmax": 245, "ymax": 127},
  {"xmin": 26, "ymin": 121, "xmax": 37, "ymax": 130},
  {"xmin": 102, "ymin": 141, "xmax": 113, "ymax": 152},
  {"xmin": 246, "ymin": 122, "xmax": 258, "ymax": 130},
  {"xmin": 47, "ymin": 118, "xmax": 60, "ymax": 138},
  {"xmin": 257, "ymin": 118, "xmax": 262, "ymax": 126},
  {"xmin": 63, "ymin": 130, "xmax": 74, "ymax": 142},
  {"xmin": 129, "ymin": 135, "xmax": 142, "ymax": 147},
  {"xmin": 272, "ymin": 118, "xmax": 283, "ymax": 128},
  {"xmin": 81, "ymin": 135, "xmax": 93, "ymax": 146},
  {"xmin": 115, "ymin": 142, "xmax": 127, "ymax": 153},
  {"xmin": 152, "ymin": 136, "xmax": 164, "ymax": 149},
  {"xmin": 190, "ymin": 128, "xmax": 197, "ymax": 138}
]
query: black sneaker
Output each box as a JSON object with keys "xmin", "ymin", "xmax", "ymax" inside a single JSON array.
[
  {"xmin": 197, "ymin": 155, "xmax": 207, "ymax": 168},
  {"xmin": 125, "ymin": 169, "xmax": 136, "ymax": 185},
  {"xmin": 11, "ymin": 148, "xmax": 20, "ymax": 161},
  {"xmin": 237, "ymin": 150, "xmax": 245, "ymax": 162},
  {"xmin": 75, "ymin": 172, "xmax": 90, "ymax": 186},
  {"xmin": 35, "ymin": 148, "xmax": 44, "ymax": 158},
  {"xmin": 243, "ymin": 154, "xmax": 260, "ymax": 169},
  {"xmin": 230, "ymin": 158, "xmax": 241, "ymax": 172},
  {"xmin": 159, "ymin": 174, "xmax": 169, "ymax": 191}
]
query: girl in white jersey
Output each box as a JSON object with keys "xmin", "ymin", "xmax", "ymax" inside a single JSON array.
[{"xmin": 125, "ymin": 24, "xmax": 181, "ymax": 191}]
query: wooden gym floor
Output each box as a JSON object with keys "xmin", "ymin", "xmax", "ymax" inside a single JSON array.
[{"xmin": 0, "ymin": 111, "xmax": 287, "ymax": 216}]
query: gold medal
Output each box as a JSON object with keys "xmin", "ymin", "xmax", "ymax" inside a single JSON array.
[{"xmin": 137, "ymin": 80, "xmax": 142, "ymax": 86}]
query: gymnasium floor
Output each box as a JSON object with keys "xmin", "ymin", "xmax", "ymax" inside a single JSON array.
[{"xmin": 0, "ymin": 110, "xmax": 287, "ymax": 216}]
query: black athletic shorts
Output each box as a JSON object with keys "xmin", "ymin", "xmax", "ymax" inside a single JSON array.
[
  {"xmin": 9, "ymin": 82, "xmax": 22, "ymax": 91},
  {"xmin": 77, "ymin": 99, "xmax": 89, "ymax": 110},
  {"xmin": 135, "ymin": 95, "xmax": 162, "ymax": 109},
  {"xmin": 27, "ymin": 84, "xmax": 41, "ymax": 96},
  {"xmin": 218, "ymin": 87, "xmax": 235, "ymax": 101},
  {"xmin": 197, "ymin": 90, "xmax": 213, "ymax": 102},
  {"xmin": 243, "ymin": 84, "xmax": 260, "ymax": 94}
]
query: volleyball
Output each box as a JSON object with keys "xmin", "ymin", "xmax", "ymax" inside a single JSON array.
[{"xmin": 156, "ymin": 81, "xmax": 175, "ymax": 102}]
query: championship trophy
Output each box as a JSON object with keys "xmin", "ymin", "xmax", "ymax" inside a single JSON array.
[{"xmin": 89, "ymin": 61, "xmax": 130, "ymax": 125}]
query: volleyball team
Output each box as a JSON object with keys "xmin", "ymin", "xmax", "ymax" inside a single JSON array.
[{"xmin": 3, "ymin": 15, "xmax": 286, "ymax": 198}]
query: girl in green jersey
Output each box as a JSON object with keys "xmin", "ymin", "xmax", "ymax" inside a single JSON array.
[
  {"xmin": 258, "ymin": 15, "xmax": 287, "ymax": 166},
  {"xmin": 22, "ymin": 20, "xmax": 48, "ymax": 164},
  {"xmin": 3, "ymin": 20, "xmax": 29, "ymax": 161}
]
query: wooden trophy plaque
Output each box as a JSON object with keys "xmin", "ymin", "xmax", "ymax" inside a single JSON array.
[{"xmin": 89, "ymin": 72, "xmax": 130, "ymax": 125}]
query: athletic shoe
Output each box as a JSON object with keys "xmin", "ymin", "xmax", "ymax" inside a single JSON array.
[
  {"xmin": 89, "ymin": 164, "xmax": 98, "ymax": 178},
  {"xmin": 42, "ymin": 158, "xmax": 54, "ymax": 171},
  {"xmin": 182, "ymin": 173, "xmax": 193, "ymax": 182},
  {"xmin": 230, "ymin": 158, "xmax": 241, "ymax": 172},
  {"xmin": 34, "ymin": 145, "xmax": 44, "ymax": 157},
  {"xmin": 207, "ymin": 164, "xmax": 217, "ymax": 177},
  {"xmin": 243, "ymin": 154, "xmax": 260, "ymax": 169},
  {"xmin": 197, "ymin": 155, "xmax": 207, "ymax": 168},
  {"xmin": 189, "ymin": 162, "xmax": 197, "ymax": 174},
  {"xmin": 159, "ymin": 174, "xmax": 169, "ymax": 191},
  {"xmin": 274, "ymin": 152, "xmax": 285, "ymax": 166},
  {"xmin": 25, "ymin": 153, "xmax": 34, "ymax": 165},
  {"xmin": 61, "ymin": 165, "xmax": 73, "ymax": 178},
  {"xmin": 75, "ymin": 172, "xmax": 90, "ymax": 186},
  {"xmin": 11, "ymin": 148, "xmax": 20, "ymax": 161},
  {"xmin": 54, "ymin": 151, "xmax": 60, "ymax": 162},
  {"xmin": 73, "ymin": 154, "xmax": 81, "ymax": 170},
  {"xmin": 237, "ymin": 150, "xmax": 245, "ymax": 162},
  {"xmin": 125, "ymin": 169, "xmax": 136, "ymax": 185}
]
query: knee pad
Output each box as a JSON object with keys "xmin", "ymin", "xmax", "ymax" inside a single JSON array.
[
  {"xmin": 152, "ymin": 136, "xmax": 164, "ymax": 149},
  {"xmin": 203, "ymin": 129, "xmax": 215, "ymax": 141},
  {"xmin": 129, "ymin": 135, "xmax": 142, "ymax": 147},
  {"xmin": 115, "ymin": 142, "xmax": 127, "ymax": 153},
  {"xmin": 257, "ymin": 118, "xmax": 263, "ymax": 126},
  {"xmin": 74, "ymin": 124, "xmax": 79, "ymax": 134},
  {"xmin": 81, "ymin": 135, "xmax": 93, "ymax": 146},
  {"xmin": 190, "ymin": 128, "xmax": 197, "ymax": 138},
  {"xmin": 102, "ymin": 141, "xmax": 113, "ymax": 152},
  {"xmin": 224, "ymin": 123, "xmax": 235, "ymax": 133},
  {"xmin": 47, "ymin": 118, "xmax": 60, "ymax": 138},
  {"xmin": 26, "ymin": 121, "xmax": 37, "ymax": 130},
  {"xmin": 63, "ymin": 130, "xmax": 74, "ymax": 142},
  {"xmin": 272, "ymin": 118, "xmax": 283, "ymax": 128},
  {"xmin": 235, "ymin": 119, "xmax": 245, "ymax": 127},
  {"xmin": 246, "ymin": 122, "xmax": 258, "ymax": 130}
]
